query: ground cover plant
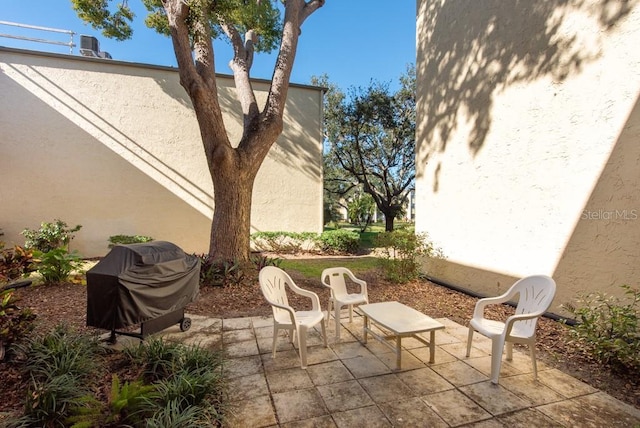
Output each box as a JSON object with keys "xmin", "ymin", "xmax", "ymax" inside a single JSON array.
[{"xmin": 6, "ymin": 327, "xmax": 225, "ymax": 427}]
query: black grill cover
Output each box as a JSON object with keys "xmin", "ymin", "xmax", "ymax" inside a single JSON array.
[{"xmin": 86, "ymin": 241, "xmax": 200, "ymax": 330}]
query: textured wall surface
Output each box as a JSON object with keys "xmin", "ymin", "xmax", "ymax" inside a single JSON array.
[
  {"xmin": 1, "ymin": 48, "xmax": 323, "ymax": 257},
  {"xmin": 415, "ymin": 0, "xmax": 640, "ymax": 314}
]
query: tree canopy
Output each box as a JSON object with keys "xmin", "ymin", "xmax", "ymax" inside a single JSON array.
[
  {"xmin": 318, "ymin": 66, "xmax": 416, "ymax": 232},
  {"xmin": 71, "ymin": 0, "xmax": 325, "ymax": 261}
]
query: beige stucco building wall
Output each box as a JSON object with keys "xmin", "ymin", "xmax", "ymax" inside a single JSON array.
[
  {"xmin": 415, "ymin": 0, "xmax": 640, "ymax": 315},
  {"xmin": 1, "ymin": 48, "xmax": 323, "ymax": 257}
]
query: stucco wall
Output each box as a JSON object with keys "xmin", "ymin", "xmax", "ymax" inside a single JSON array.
[
  {"xmin": 415, "ymin": 0, "xmax": 640, "ymax": 315},
  {"xmin": 0, "ymin": 48, "xmax": 323, "ymax": 257}
]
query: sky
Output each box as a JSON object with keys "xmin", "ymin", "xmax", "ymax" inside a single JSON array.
[{"xmin": 1, "ymin": 1, "xmax": 416, "ymax": 91}]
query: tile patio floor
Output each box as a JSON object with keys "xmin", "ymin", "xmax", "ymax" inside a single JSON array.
[{"xmin": 151, "ymin": 311, "xmax": 640, "ymax": 428}]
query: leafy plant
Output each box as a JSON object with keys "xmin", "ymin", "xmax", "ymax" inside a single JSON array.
[
  {"xmin": 22, "ymin": 219, "xmax": 82, "ymax": 253},
  {"xmin": 0, "ymin": 289, "xmax": 36, "ymax": 360},
  {"xmin": 0, "ymin": 245, "xmax": 36, "ymax": 283},
  {"xmin": 563, "ymin": 284, "xmax": 640, "ymax": 373},
  {"xmin": 108, "ymin": 234, "xmax": 154, "ymax": 248},
  {"xmin": 251, "ymin": 231, "xmax": 318, "ymax": 254},
  {"xmin": 145, "ymin": 398, "xmax": 217, "ymax": 428},
  {"xmin": 375, "ymin": 228, "xmax": 444, "ymax": 283},
  {"xmin": 20, "ymin": 325, "xmax": 103, "ymax": 383},
  {"xmin": 317, "ymin": 229, "xmax": 360, "ymax": 254},
  {"xmin": 250, "ymin": 254, "xmax": 282, "ymax": 271},
  {"xmin": 33, "ymin": 247, "xmax": 85, "ymax": 283},
  {"xmin": 195, "ymin": 254, "xmax": 246, "ymax": 287},
  {"xmin": 108, "ymin": 374, "xmax": 158, "ymax": 425},
  {"xmin": 13, "ymin": 326, "xmax": 104, "ymax": 427}
]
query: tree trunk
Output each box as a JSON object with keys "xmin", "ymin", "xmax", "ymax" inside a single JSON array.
[
  {"xmin": 208, "ymin": 160, "xmax": 256, "ymax": 261},
  {"xmin": 384, "ymin": 212, "xmax": 395, "ymax": 232}
]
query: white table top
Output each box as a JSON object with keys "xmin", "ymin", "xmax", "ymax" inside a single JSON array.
[{"xmin": 359, "ymin": 301, "xmax": 445, "ymax": 335}]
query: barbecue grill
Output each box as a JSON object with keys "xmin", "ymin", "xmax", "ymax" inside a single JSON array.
[{"xmin": 86, "ymin": 241, "xmax": 200, "ymax": 342}]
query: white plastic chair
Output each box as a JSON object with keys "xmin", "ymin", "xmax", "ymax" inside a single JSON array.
[
  {"xmin": 259, "ymin": 266, "xmax": 328, "ymax": 369},
  {"xmin": 465, "ymin": 275, "xmax": 556, "ymax": 384},
  {"xmin": 321, "ymin": 267, "xmax": 368, "ymax": 339}
]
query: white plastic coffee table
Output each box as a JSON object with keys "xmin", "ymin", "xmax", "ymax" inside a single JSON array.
[{"xmin": 359, "ymin": 301, "xmax": 445, "ymax": 369}]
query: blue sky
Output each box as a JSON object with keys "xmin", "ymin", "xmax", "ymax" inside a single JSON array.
[{"xmin": 1, "ymin": 1, "xmax": 416, "ymax": 91}]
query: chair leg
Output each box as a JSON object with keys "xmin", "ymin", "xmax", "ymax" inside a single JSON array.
[
  {"xmin": 506, "ymin": 341, "xmax": 513, "ymax": 361},
  {"xmin": 271, "ymin": 325, "xmax": 279, "ymax": 359},
  {"xmin": 335, "ymin": 303, "xmax": 341, "ymax": 340},
  {"xmin": 490, "ymin": 337, "xmax": 506, "ymax": 384},
  {"xmin": 298, "ymin": 325, "xmax": 308, "ymax": 369},
  {"xmin": 348, "ymin": 305, "xmax": 353, "ymax": 323},
  {"xmin": 321, "ymin": 319, "xmax": 328, "ymax": 348},
  {"xmin": 326, "ymin": 299, "xmax": 333, "ymax": 328},
  {"xmin": 466, "ymin": 327, "xmax": 474, "ymax": 357},
  {"xmin": 530, "ymin": 343, "xmax": 538, "ymax": 380}
]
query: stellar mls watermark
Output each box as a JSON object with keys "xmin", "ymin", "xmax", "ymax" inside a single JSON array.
[{"xmin": 581, "ymin": 209, "xmax": 638, "ymax": 221}]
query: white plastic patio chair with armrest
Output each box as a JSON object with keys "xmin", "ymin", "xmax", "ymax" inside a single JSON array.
[
  {"xmin": 465, "ymin": 275, "xmax": 556, "ymax": 384},
  {"xmin": 321, "ymin": 267, "xmax": 368, "ymax": 339},
  {"xmin": 259, "ymin": 266, "xmax": 328, "ymax": 369}
]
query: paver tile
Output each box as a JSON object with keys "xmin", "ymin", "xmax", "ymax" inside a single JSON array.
[
  {"xmin": 358, "ymin": 374, "xmax": 415, "ymax": 403},
  {"xmin": 227, "ymin": 373, "xmax": 269, "ymax": 401},
  {"xmin": 272, "ymin": 388, "xmax": 328, "ymax": 424},
  {"xmin": 424, "ymin": 389, "xmax": 492, "ymax": 426},
  {"xmin": 460, "ymin": 381, "xmax": 531, "ymax": 415},
  {"xmin": 341, "ymin": 355, "xmax": 391, "ymax": 378},
  {"xmin": 430, "ymin": 360, "xmax": 488, "ymax": 386},
  {"xmin": 266, "ymin": 367, "xmax": 314, "ymax": 393},
  {"xmin": 379, "ymin": 397, "xmax": 448, "ymax": 427},
  {"xmin": 225, "ymin": 394, "xmax": 276, "ymax": 428},
  {"xmin": 331, "ymin": 405, "xmax": 391, "ymax": 428},
  {"xmin": 396, "ymin": 367, "xmax": 454, "ymax": 395},
  {"xmin": 316, "ymin": 380, "xmax": 374, "ymax": 412},
  {"xmin": 307, "ymin": 360, "xmax": 354, "ymax": 386},
  {"xmin": 537, "ymin": 368, "xmax": 598, "ymax": 398}
]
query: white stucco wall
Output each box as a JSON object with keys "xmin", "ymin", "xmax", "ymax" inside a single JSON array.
[
  {"xmin": 415, "ymin": 0, "xmax": 640, "ymax": 314},
  {"xmin": 0, "ymin": 48, "xmax": 323, "ymax": 257}
]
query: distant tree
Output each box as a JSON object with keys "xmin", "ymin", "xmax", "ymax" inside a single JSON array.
[
  {"xmin": 71, "ymin": 0, "xmax": 325, "ymax": 261},
  {"xmin": 347, "ymin": 192, "xmax": 375, "ymax": 232},
  {"xmin": 321, "ymin": 66, "xmax": 416, "ymax": 232}
]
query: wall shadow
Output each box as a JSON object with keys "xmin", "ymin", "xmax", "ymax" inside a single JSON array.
[
  {"xmin": 553, "ymin": 93, "xmax": 640, "ymax": 302},
  {"xmin": 417, "ymin": 0, "xmax": 634, "ymax": 182}
]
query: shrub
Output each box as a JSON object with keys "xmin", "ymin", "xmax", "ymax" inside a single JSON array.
[
  {"xmin": 250, "ymin": 254, "xmax": 282, "ymax": 271},
  {"xmin": 316, "ymin": 229, "xmax": 360, "ymax": 254},
  {"xmin": 0, "ymin": 289, "xmax": 37, "ymax": 360},
  {"xmin": 13, "ymin": 329, "xmax": 226, "ymax": 427},
  {"xmin": 194, "ymin": 254, "xmax": 246, "ymax": 287},
  {"xmin": 108, "ymin": 234, "xmax": 154, "ymax": 248},
  {"xmin": 563, "ymin": 284, "xmax": 640, "ymax": 373},
  {"xmin": 14, "ymin": 326, "xmax": 104, "ymax": 427},
  {"xmin": 22, "ymin": 219, "xmax": 82, "ymax": 253},
  {"xmin": 0, "ymin": 245, "xmax": 35, "ymax": 283},
  {"xmin": 375, "ymin": 229, "xmax": 444, "ymax": 283},
  {"xmin": 251, "ymin": 231, "xmax": 318, "ymax": 254},
  {"xmin": 33, "ymin": 247, "xmax": 85, "ymax": 283}
]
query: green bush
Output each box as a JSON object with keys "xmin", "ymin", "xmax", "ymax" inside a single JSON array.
[
  {"xmin": 108, "ymin": 234, "xmax": 154, "ymax": 248},
  {"xmin": 251, "ymin": 231, "xmax": 318, "ymax": 254},
  {"xmin": 0, "ymin": 289, "xmax": 37, "ymax": 360},
  {"xmin": 317, "ymin": 229, "xmax": 360, "ymax": 254},
  {"xmin": 194, "ymin": 254, "xmax": 246, "ymax": 287},
  {"xmin": 33, "ymin": 248, "xmax": 85, "ymax": 283},
  {"xmin": 375, "ymin": 229, "xmax": 444, "ymax": 283},
  {"xmin": 22, "ymin": 219, "xmax": 82, "ymax": 253},
  {"xmin": 12, "ymin": 329, "xmax": 226, "ymax": 427},
  {"xmin": 0, "ymin": 245, "xmax": 35, "ymax": 283},
  {"xmin": 563, "ymin": 284, "xmax": 640, "ymax": 373},
  {"xmin": 13, "ymin": 326, "xmax": 104, "ymax": 427}
]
